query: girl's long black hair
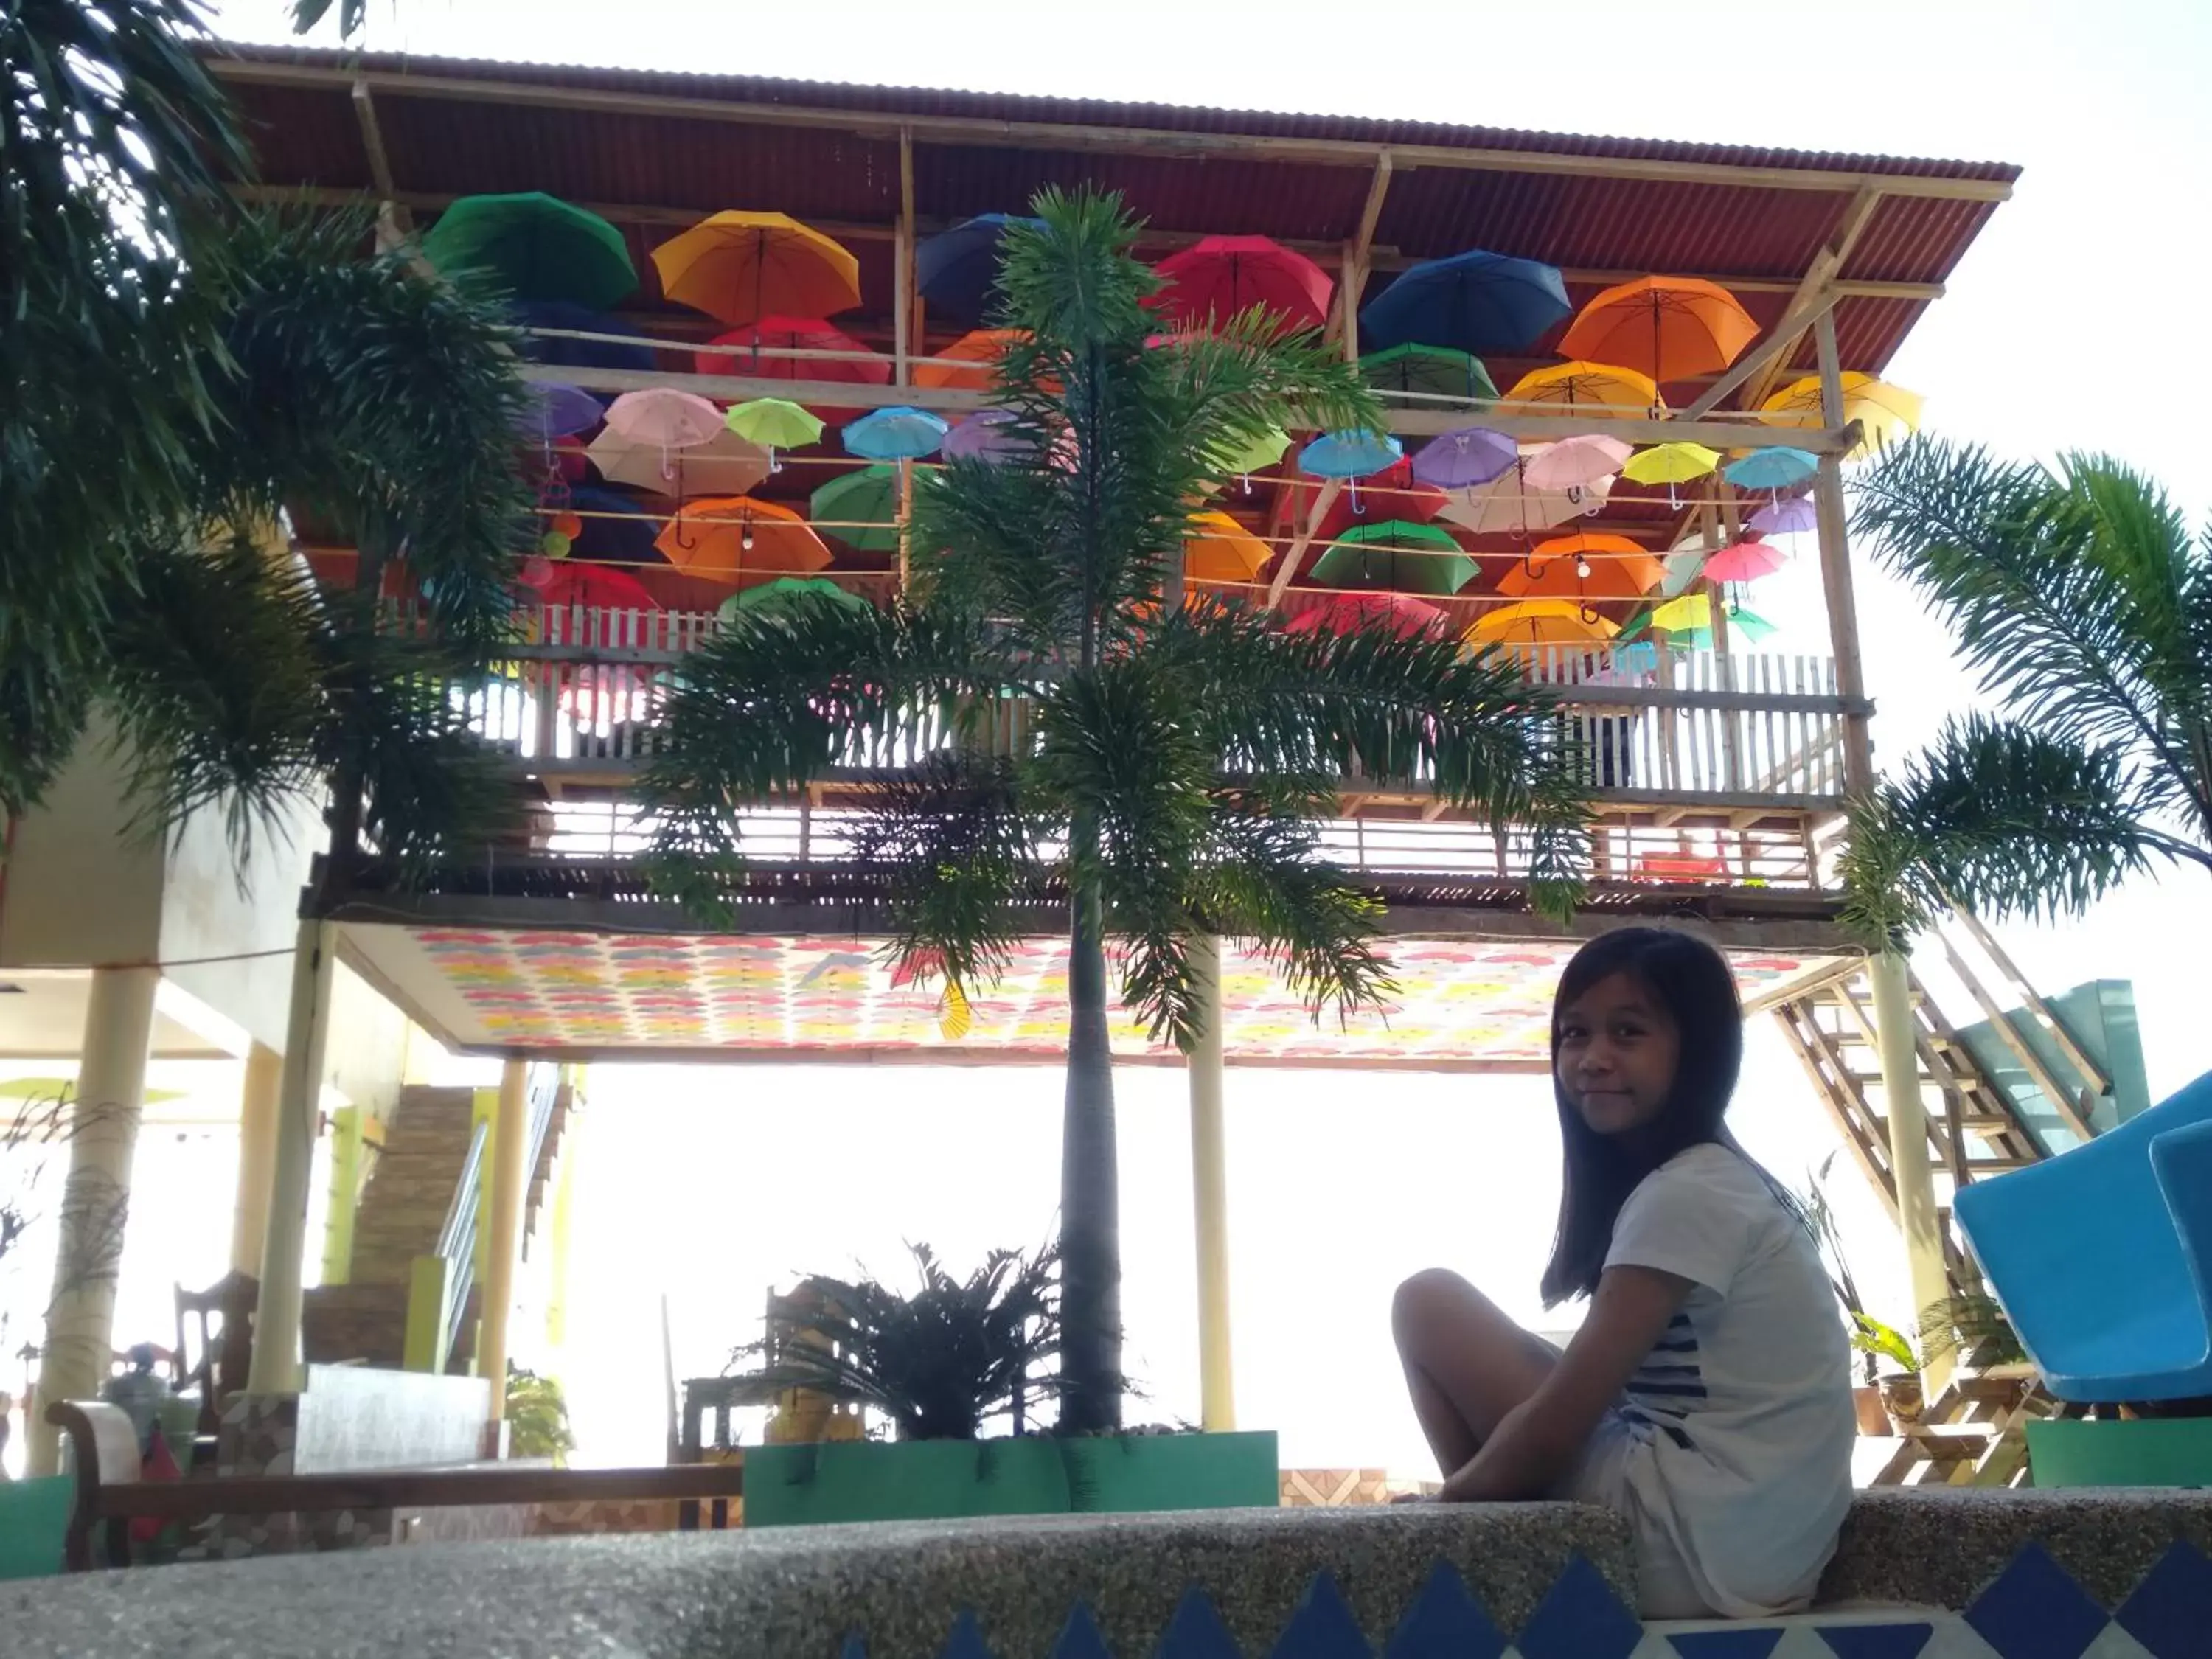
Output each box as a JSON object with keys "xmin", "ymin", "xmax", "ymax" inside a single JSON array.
[{"xmin": 1540, "ymin": 925, "xmax": 1764, "ymax": 1306}]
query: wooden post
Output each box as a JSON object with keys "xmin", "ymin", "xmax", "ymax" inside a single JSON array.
[
  {"xmin": 895, "ymin": 126, "xmax": 914, "ymax": 388},
  {"xmin": 1187, "ymin": 936, "xmax": 1236, "ymax": 1432},
  {"xmin": 1710, "ymin": 483, "xmax": 1745, "ymax": 792},
  {"xmin": 1812, "ymin": 310, "xmax": 1874, "ymax": 794}
]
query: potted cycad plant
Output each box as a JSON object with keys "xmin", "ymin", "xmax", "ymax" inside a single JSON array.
[{"xmin": 729, "ymin": 1244, "xmax": 1276, "ymax": 1526}]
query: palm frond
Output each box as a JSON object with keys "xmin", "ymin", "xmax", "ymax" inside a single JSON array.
[{"xmin": 1200, "ymin": 805, "xmax": 1396, "ymax": 1030}]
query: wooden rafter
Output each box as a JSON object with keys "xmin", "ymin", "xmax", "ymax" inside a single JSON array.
[{"xmin": 1737, "ymin": 185, "xmax": 1886, "ymax": 414}]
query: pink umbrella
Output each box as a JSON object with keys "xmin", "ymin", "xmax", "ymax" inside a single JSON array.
[
  {"xmin": 942, "ymin": 408, "xmax": 1026, "ymax": 463},
  {"xmin": 1436, "ymin": 463, "xmax": 1596, "ymax": 538},
  {"xmin": 1522, "ymin": 434, "xmax": 1631, "ymax": 493},
  {"xmin": 604, "ymin": 389, "xmax": 726, "ymax": 483},
  {"xmin": 1152, "ymin": 235, "xmax": 1332, "ymax": 335},
  {"xmin": 1703, "ymin": 538, "xmax": 1787, "ymax": 582},
  {"xmin": 1284, "ymin": 591, "xmax": 1446, "ymax": 639}
]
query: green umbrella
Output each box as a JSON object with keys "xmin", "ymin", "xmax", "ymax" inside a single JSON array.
[
  {"xmin": 1308, "ymin": 519, "xmax": 1474, "ymax": 597},
  {"xmin": 1360, "ymin": 343, "xmax": 1499, "ymax": 406},
  {"xmin": 720, "ymin": 577, "xmax": 869, "ymax": 619},
  {"xmin": 420, "ymin": 192, "xmax": 636, "ymax": 310},
  {"xmin": 810, "ymin": 465, "xmax": 902, "ymax": 553}
]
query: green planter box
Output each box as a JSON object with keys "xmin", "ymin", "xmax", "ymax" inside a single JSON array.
[
  {"xmin": 742, "ymin": 1430, "xmax": 1278, "ymax": 1528},
  {"xmin": 2027, "ymin": 1419, "xmax": 2212, "ymax": 1487},
  {"xmin": 0, "ymin": 1477, "xmax": 73, "ymax": 1580}
]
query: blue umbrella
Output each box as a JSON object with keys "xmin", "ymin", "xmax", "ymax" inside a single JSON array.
[
  {"xmin": 512, "ymin": 299, "xmax": 658, "ymax": 373},
  {"xmin": 1359, "ymin": 249, "xmax": 1571, "ymax": 355},
  {"xmin": 844, "ymin": 406, "xmax": 950, "ymax": 461},
  {"xmin": 1411, "ymin": 425, "xmax": 1517, "ymax": 490},
  {"xmin": 516, "ymin": 381, "xmax": 604, "ymax": 441},
  {"xmin": 1300, "ymin": 429, "xmax": 1403, "ymax": 515},
  {"xmin": 917, "ymin": 214, "xmax": 1044, "ymax": 325},
  {"xmin": 1722, "ymin": 447, "xmax": 1821, "ymax": 492},
  {"xmin": 567, "ymin": 485, "xmax": 664, "ymax": 567}
]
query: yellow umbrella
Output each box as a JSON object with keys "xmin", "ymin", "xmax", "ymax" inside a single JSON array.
[
  {"xmin": 1757, "ymin": 372, "xmax": 1922, "ymax": 459},
  {"xmin": 1650, "ymin": 593, "xmax": 1711, "ymax": 633},
  {"xmin": 650, "ymin": 210, "xmax": 861, "ymax": 327},
  {"xmin": 1466, "ymin": 599, "xmax": 1620, "ymax": 647},
  {"xmin": 1504, "ymin": 361, "xmax": 1663, "ymax": 418},
  {"xmin": 1182, "ymin": 511, "xmax": 1272, "ymax": 583},
  {"xmin": 1621, "ymin": 442, "xmax": 1721, "ymax": 484}
]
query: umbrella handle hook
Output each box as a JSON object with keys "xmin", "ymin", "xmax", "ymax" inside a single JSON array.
[{"xmin": 674, "ymin": 509, "xmax": 696, "ymax": 552}]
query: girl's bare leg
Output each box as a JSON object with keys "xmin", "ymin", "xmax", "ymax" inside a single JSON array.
[{"xmin": 1393, "ymin": 1267, "xmax": 1559, "ymax": 1478}]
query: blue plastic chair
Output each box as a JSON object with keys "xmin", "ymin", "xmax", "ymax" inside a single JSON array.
[{"xmin": 1955, "ymin": 1069, "xmax": 2212, "ymax": 1402}]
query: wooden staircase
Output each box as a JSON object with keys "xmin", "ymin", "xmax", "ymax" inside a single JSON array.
[{"xmin": 302, "ymin": 1079, "xmax": 571, "ymax": 1369}]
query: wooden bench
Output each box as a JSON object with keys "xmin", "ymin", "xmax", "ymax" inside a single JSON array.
[{"xmin": 46, "ymin": 1400, "xmax": 745, "ymax": 1570}]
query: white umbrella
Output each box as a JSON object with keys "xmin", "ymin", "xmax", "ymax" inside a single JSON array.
[
  {"xmin": 1436, "ymin": 463, "xmax": 1602, "ymax": 538},
  {"xmin": 587, "ymin": 425, "xmax": 772, "ymax": 498}
]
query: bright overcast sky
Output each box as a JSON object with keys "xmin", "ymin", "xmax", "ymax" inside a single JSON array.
[{"xmin": 173, "ymin": 0, "xmax": 2212, "ymax": 1468}]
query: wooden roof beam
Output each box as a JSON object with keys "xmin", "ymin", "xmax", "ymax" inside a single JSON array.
[
  {"xmin": 1736, "ymin": 185, "xmax": 1887, "ymax": 414},
  {"xmin": 207, "ymin": 59, "xmax": 2015, "ymax": 204}
]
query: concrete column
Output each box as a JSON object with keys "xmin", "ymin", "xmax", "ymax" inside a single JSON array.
[
  {"xmin": 248, "ymin": 919, "xmax": 336, "ymax": 1395},
  {"xmin": 1187, "ymin": 936, "xmax": 1237, "ymax": 1433},
  {"xmin": 27, "ymin": 965, "xmax": 158, "ymax": 1477},
  {"xmin": 476, "ymin": 1060, "xmax": 531, "ymax": 1426},
  {"xmin": 230, "ymin": 1041, "xmax": 282, "ymax": 1276},
  {"xmin": 1869, "ymin": 950, "xmax": 1952, "ymax": 1385}
]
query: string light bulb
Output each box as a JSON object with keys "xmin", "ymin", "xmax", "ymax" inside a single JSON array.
[
  {"xmin": 741, "ymin": 518, "xmax": 755, "ymax": 552},
  {"xmin": 1576, "ymin": 559, "xmax": 1592, "ymax": 578}
]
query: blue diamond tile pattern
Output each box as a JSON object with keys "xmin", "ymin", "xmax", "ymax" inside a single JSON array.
[
  {"xmin": 2115, "ymin": 1541, "xmax": 2212, "ymax": 1659},
  {"xmin": 1669, "ymin": 1630, "xmax": 1785, "ymax": 1657},
  {"xmin": 1964, "ymin": 1546, "xmax": 2112, "ymax": 1659},
  {"xmin": 1270, "ymin": 1571, "xmax": 1374, "ymax": 1659},
  {"xmin": 936, "ymin": 1610, "xmax": 998, "ymax": 1659},
  {"xmin": 1384, "ymin": 1562, "xmax": 1509, "ymax": 1659},
  {"xmin": 1158, "ymin": 1587, "xmax": 1244, "ymax": 1659},
  {"xmin": 1515, "ymin": 1554, "xmax": 1645, "ymax": 1659},
  {"xmin": 1816, "ymin": 1622, "xmax": 1937, "ymax": 1658},
  {"xmin": 841, "ymin": 1637, "xmax": 868, "ymax": 1659},
  {"xmin": 1050, "ymin": 1603, "xmax": 1113, "ymax": 1659}
]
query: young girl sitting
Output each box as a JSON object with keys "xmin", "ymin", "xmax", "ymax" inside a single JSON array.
[{"xmin": 1392, "ymin": 925, "xmax": 1855, "ymax": 1619}]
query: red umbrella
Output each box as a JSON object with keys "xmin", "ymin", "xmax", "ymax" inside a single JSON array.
[
  {"xmin": 694, "ymin": 315, "xmax": 890, "ymax": 385},
  {"xmin": 1153, "ymin": 235, "xmax": 1333, "ymax": 335},
  {"xmin": 526, "ymin": 561, "xmax": 661, "ymax": 611},
  {"xmin": 1284, "ymin": 591, "xmax": 1446, "ymax": 639}
]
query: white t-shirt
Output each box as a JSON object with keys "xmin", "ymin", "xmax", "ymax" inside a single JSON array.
[{"xmin": 1596, "ymin": 1141, "xmax": 1857, "ymax": 1617}]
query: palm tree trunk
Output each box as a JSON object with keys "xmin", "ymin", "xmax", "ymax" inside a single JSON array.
[{"xmin": 1059, "ymin": 822, "xmax": 1122, "ymax": 1433}]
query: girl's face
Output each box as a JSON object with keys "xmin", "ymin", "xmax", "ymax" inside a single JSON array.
[{"xmin": 1554, "ymin": 970, "xmax": 1681, "ymax": 1137}]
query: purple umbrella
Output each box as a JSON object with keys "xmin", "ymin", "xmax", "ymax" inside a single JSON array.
[
  {"xmin": 942, "ymin": 408, "xmax": 1026, "ymax": 464},
  {"xmin": 1748, "ymin": 495, "xmax": 1817, "ymax": 535},
  {"xmin": 1412, "ymin": 425, "xmax": 1517, "ymax": 490},
  {"xmin": 518, "ymin": 381, "xmax": 604, "ymax": 440}
]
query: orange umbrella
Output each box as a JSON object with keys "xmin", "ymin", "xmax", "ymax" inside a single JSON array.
[
  {"xmin": 653, "ymin": 495, "xmax": 832, "ymax": 585},
  {"xmin": 1558, "ymin": 277, "xmax": 1758, "ymax": 383},
  {"xmin": 1504, "ymin": 361, "xmax": 1663, "ymax": 418},
  {"xmin": 1467, "ymin": 599, "xmax": 1620, "ymax": 648},
  {"xmin": 1183, "ymin": 511, "xmax": 1272, "ymax": 583},
  {"xmin": 1500, "ymin": 533, "xmax": 1664, "ymax": 599},
  {"xmin": 914, "ymin": 328, "xmax": 1028, "ymax": 392},
  {"xmin": 650, "ymin": 212, "xmax": 861, "ymax": 328}
]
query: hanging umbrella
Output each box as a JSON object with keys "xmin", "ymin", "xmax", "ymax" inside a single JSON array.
[
  {"xmin": 811, "ymin": 466, "xmax": 902, "ymax": 553},
  {"xmin": 1621, "ymin": 442, "xmax": 1721, "ymax": 485},
  {"xmin": 1310, "ymin": 520, "xmax": 1473, "ymax": 597},
  {"xmin": 1558, "ymin": 276, "xmax": 1758, "ymax": 383},
  {"xmin": 1722, "ymin": 447, "xmax": 1822, "ymax": 492},
  {"xmin": 844, "ymin": 406, "xmax": 949, "ymax": 462},
  {"xmin": 914, "ymin": 328, "xmax": 1027, "ymax": 392},
  {"xmin": 1649, "ymin": 593, "xmax": 1711, "ymax": 634},
  {"xmin": 422, "ymin": 193, "xmax": 636, "ymax": 310},
  {"xmin": 1436, "ymin": 464, "xmax": 1591, "ymax": 538},
  {"xmin": 1467, "ymin": 600, "xmax": 1619, "ymax": 648},
  {"xmin": 516, "ymin": 382, "xmax": 604, "ymax": 442},
  {"xmin": 942, "ymin": 408, "xmax": 1029, "ymax": 464},
  {"xmin": 565, "ymin": 485, "xmax": 667, "ymax": 568},
  {"xmin": 1502, "ymin": 534, "xmax": 1664, "ymax": 599},
  {"xmin": 917, "ymin": 214, "xmax": 1043, "ymax": 324},
  {"xmin": 529, "ymin": 560, "xmax": 660, "ymax": 611},
  {"xmin": 726, "ymin": 398, "xmax": 825, "ymax": 470},
  {"xmin": 1523, "ymin": 434, "xmax": 1632, "ymax": 492},
  {"xmin": 1183, "ymin": 511, "xmax": 1273, "ymax": 583},
  {"xmin": 511, "ymin": 300, "xmax": 657, "ymax": 373},
  {"xmin": 587, "ymin": 425, "xmax": 771, "ymax": 499},
  {"xmin": 1504, "ymin": 361, "xmax": 1663, "ymax": 417},
  {"xmin": 1360, "ymin": 343, "xmax": 1499, "ymax": 407},
  {"xmin": 1722, "ymin": 605, "xmax": 1778, "ymax": 644},
  {"xmin": 1411, "ymin": 425, "xmax": 1517, "ymax": 490},
  {"xmin": 1703, "ymin": 538, "xmax": 1787, "ymax": 582},
  {"xmin": 655, "ymin": 495, "xmax": 833, "ymax": 584},
  {"xmin": 1284, "ymin": 591, "xmax": 1446, "ymax": 640},
  {"xmin": 1205, "ymin": 423, "xmax": 1293, "ymax": 495},
  {"xmin": 603, "ymin": 389, "xmax": 726, "ymax": 484},
  {"xmin": 1357, "ymin": 248, "xmax": 1572, "ymax": 355},
  {"xmin": 1757, "ymin": 373, "xmax": 1922, "ymax": 458},
  {"xmin": 1658, "ymin": 547, "xmax": 1707, "ymax": 599},
  {"xmin": 1299, "ymin": 429, "xmax": 1405, "ymax": 515},
  {"xmin": 694, "ymin": 315, "xmax": 888, "ymax": 386},
  {"xmin": 1748, "ymin": 495, "xmax": 1818, "ymax": 536},
  {"xmin": 650, "ymin": 210, "xmax": 861, "ymax": 327},
  {"xmin": 1152, "ymin": 235, "xmax": 1332, "ymax": 335},
  {"xmin": 721, "ymin": 576, "xmax": 870, "ymax": 619}
]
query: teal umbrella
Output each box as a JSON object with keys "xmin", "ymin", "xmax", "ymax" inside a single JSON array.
[
  {"xmin": 1360, "ymin": 343, "xmax": 1499, "ymax": 406},
  {"xmin": 1307, "ymin": 519, "xmax": 1473, "ymax": 597},
  {"xmin": 810, "ymin": 466, "xmax": 902, "ymax": 554},
  {"xmin": 720, "ymin": 577, "xmax": 869, "ymax": 619},
  {"xmin": 422, "ymin": 193, "xmax": 636, "ymax": 310}
]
